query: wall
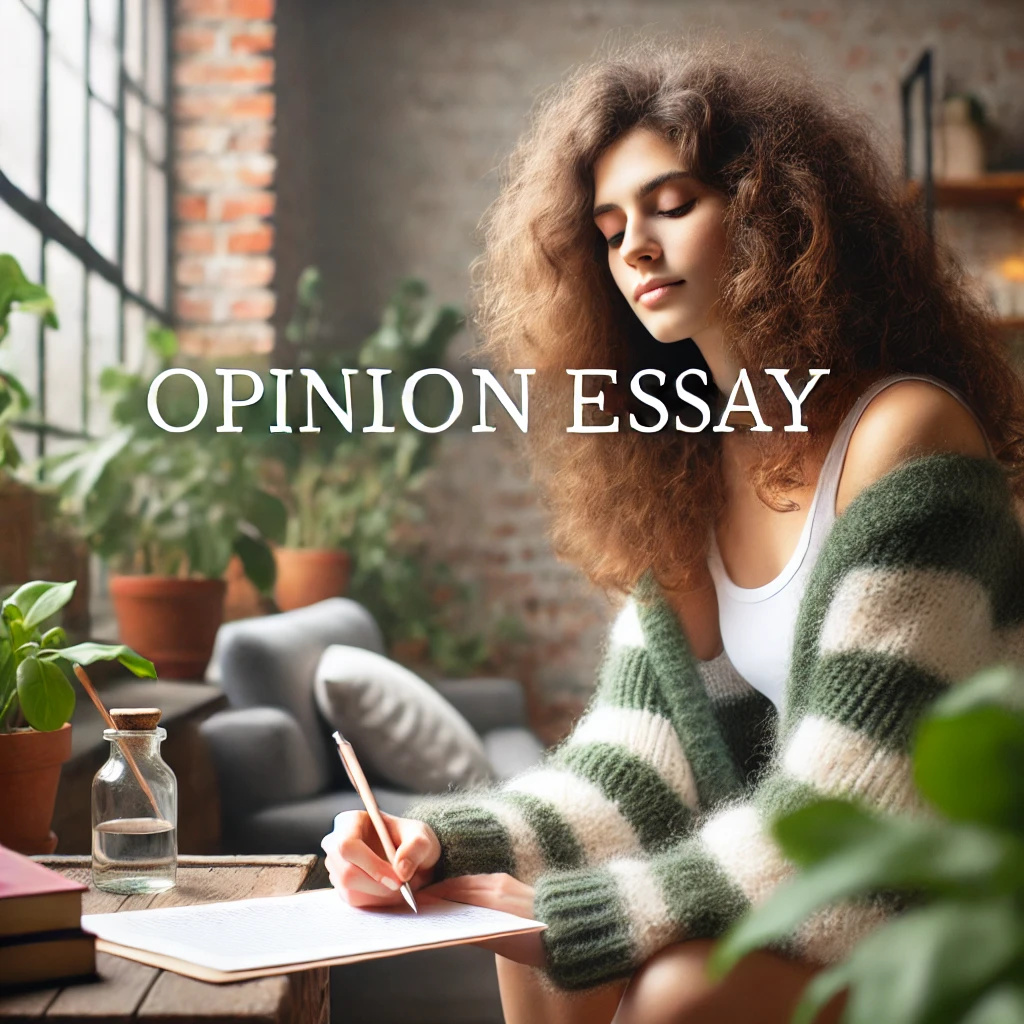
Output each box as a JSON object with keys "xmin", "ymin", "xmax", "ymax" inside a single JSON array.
[{"xmin": 273, "ymin": 0, "xmax": 1024, "ymax": 703}]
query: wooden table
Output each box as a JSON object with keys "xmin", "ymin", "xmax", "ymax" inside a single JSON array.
[{"xmin": 0, "ymin": 855, "xmax": 330, "ymax": 1024}]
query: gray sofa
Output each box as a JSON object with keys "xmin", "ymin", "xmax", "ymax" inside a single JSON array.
[{"xmin": 198, "ymin": 598, "xmax": 545, "ymax": 1024}]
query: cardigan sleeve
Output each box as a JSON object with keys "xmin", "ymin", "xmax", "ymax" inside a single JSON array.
[
  {"xmin": 531, "ymin": 454, "xmax": 1024, "ymax": 990},
  {"xmin": 407, "ymin": 586, "xmax": 749, "ymax": 884}
]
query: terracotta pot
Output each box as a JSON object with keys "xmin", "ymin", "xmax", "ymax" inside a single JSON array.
[
  {"xmin": 273, "ymin": 548, "xmax": 351, "ymax": 612},
  {"xmin": 0, "ymin": 723, "xmax": 73, "ymax": 854},
  {"xmin": 109, "ymin": 575, "xmax": 227, "ymax": 680}
]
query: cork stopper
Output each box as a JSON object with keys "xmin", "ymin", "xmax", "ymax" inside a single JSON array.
[{"xmin": 110, "ymin": 708, "xmax": 162, "ymax": 731}]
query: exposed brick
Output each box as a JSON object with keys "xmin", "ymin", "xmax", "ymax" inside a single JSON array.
[
  {"xmin": 175, "ymin": 194, "xmax": 209, "ymax": 221},
  {"xmin": 176, "ymin": 0, "xmax": 232, "ymax": 16},
  {"xmin": 177, "ymin": 323, "xmax": 274, "ymax": 357},
  {"xmin": 175, "ymin": 258, "xmax": 208, "ymax": 287},
  {"xmin": 176, "ymin": 294, "xmax": 214, "ymax": 321},
  {"xmin": 217, "ymin": 256, "xmax": 275, "ymax": 288},
  {"xmin": 221, "ymin": 192, "xmax": 275, "ymax": 220},
  {"xmin": 176, "ymin": 124, "xmax": 231, "ymax": 154},
  {"xmin": 176, "ymin": 153, "xmax": 275, "ymax": 190},
  {"xmin": 174, "ymin": 56, "xmax": 274, "ymax": 88},
  {"xmin": 231, "ymin": 25, "xmax": 275, "ymax": 53},
  {"xmin": 229, "ymin": 125, "xmax": 274, "ymax": 152},
  {"xmin": 174, "ymin": 27, "xmax": 219, "ymax": 54},
  {"xmin": 175, "ymin": 226, "xmax": 216, "ymax": 254},
  {"xmin": 175, "ymin": 91, "xmax": 275, "ymax": 122},
  {"xmin": 229, "ymin": 0, "xmax": 274, "ymax": 18},
  {"xmin": 230, "ymin": 291, "xmax": 276, "ymax": 320},
  {"xmin": 227, "ymin": 225, "xmax": 274, "ymax": 254}
]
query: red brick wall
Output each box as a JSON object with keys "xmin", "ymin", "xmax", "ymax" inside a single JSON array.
[{"xmin": 172, "ymin": 0, "xmax": 277, "ymax": 357}]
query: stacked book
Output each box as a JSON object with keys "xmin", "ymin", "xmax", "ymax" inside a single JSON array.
[{"xmin": 0, "ymin": 844, "xmax": 96, "ymax": 990}]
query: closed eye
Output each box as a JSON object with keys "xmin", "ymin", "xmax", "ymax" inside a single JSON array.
[{"xmin": 605, "ymin": 199, "xmax": 698, "ymax": 248}]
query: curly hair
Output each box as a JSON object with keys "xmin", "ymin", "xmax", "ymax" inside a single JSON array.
[{"xmin": 470, "ymin": 32, "xmax": 1024, "ymax": 596}]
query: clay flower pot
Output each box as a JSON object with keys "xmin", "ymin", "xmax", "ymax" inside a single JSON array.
[
  {"xmin": 109, "ymin": 575, "xmax": 227, "ymax": 680},
  {"xmin": 0, "ymin": 723, "xmax": 73, "ymax": 854},
  {"xmin": 273, "ymin": 548, "xmax": 351, "ymax": 612}
]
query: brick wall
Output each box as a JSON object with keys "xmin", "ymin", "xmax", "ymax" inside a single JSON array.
[
  {"xmin": 172, "ymin": 0, "xmax": 277, "ymax": 357},
  {"xmin": 272, "ymin": 1, "xmax": 1024, "ymax": 706}
]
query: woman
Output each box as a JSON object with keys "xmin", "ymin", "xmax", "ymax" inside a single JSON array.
[{"xmin": 321, "ymin": 35, "xmax": 1024, "ymax": 1023}]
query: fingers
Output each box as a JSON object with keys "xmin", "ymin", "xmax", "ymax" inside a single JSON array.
[
  {"xmin": 321, "ymin": 811, "xmax": 403, "ymax": 900},
  {"xmin": 390, "ymin": 815, "xmax": 442, "ymax": 883}
]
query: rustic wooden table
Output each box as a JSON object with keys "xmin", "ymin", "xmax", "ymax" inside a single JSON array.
[{"xmin": 0, "ymin": 855, "xmax": 330, "ymax": 1024}]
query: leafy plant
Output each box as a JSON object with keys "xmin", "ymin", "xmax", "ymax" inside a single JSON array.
[
  {"xmin": 0, "ymin": 254, "xmax": 58, "ymax": 470},
  {"xmin": 46, "ymin": 328, "xmax": 285, "ymax": 589},
  {"xmin": 0, "ymin": 580, "xmax": 156, "ymax": 733},
  {"xmin": 713, "ymin": 665, "xmax": 1024, "ymax": 1024}
]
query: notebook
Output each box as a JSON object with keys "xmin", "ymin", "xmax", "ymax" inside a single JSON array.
[{"xmin": 81, "ymin": 887, "xmax": 546, "ymax": 983}]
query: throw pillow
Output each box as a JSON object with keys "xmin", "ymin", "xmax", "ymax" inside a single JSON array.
[{"xmin": 313, "ymin": 645, "xmax": 496, "ymax": 793}]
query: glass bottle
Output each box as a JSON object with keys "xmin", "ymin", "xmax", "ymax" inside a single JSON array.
[{"xmin": 92, "ymin": 707, "xmax": 177, "ymax": 894}]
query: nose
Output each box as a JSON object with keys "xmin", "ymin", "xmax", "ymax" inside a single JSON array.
[{"xmin": 618, "ymin": 219, "xmax": 660, "ymax": 265}]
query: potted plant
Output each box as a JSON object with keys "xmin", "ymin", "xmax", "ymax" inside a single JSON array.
[
  {"xmin": 0, "ymin": 255, "xmax": 58, "ymax": 586},
  {"xmin": 0, "ymin": 579, "xmax": 156, "ymax": 854},
  {"xmin": 47, "ymin": 328, "xmax": 286, "ymax": 679},
  {"xmin": 264, "ymin": 270, "xmax": 464, "ymax": 611}
]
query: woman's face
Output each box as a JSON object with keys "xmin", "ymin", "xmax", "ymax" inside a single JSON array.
[{"xmin": 593, "ymin": 128, "xmax": 729, "ymax": 350}]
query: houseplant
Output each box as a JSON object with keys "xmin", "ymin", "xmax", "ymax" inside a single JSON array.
[
  {"xmin": 0, "ymin": 579, "xmax": 156, "ymax": 853},
  {"xmin": 0, "ymin": 254, "xmax": 59, "ymax": 588},
  {"xmin": 713, "ymin": 664, "xmax": 1024, "ymax": 1023},
  {"xmin": 265, "ymin": 270, "xmax": 464, "ymax": 612},
  {"xmin": 47, "ymin": 327, "xmax": 286, "ymax": 679}
]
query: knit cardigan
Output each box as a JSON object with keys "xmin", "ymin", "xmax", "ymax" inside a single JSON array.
[{"xmin": 408, "ymin": 452, "xmax": 1024, "ymax": 991}]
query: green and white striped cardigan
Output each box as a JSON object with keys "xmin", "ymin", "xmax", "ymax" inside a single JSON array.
[{"xmin": 409, "ymin": 452, "xmax": 1024, "ymax": 991}]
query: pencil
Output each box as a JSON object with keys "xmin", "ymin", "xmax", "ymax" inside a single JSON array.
[{"xmin": 331, "ymin": 731, "xmax": 419, "ymax": 913}]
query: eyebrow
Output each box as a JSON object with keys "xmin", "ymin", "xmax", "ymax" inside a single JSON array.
[{"xmin": 593, "ymin": 170, "xmax": 694, "ymax": 218}]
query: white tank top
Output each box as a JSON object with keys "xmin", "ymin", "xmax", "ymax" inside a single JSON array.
[{"xmin": 706, "ymin": 373, "xmax": 992, "ymax": 710}]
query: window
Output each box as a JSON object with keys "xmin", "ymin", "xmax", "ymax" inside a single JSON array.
[{"xmin": 0, "ymin": 0, "xmax": 171, "ymax": 461}]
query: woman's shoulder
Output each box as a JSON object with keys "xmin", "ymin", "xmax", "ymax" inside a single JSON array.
[{"xmin": 835, "ymin": 378, "xmax": 991, "ymax": 516}]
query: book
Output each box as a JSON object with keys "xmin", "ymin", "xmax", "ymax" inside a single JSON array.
[
  {"xmin": 0, "ymin": 844, "xmax": 87, "ymax": 940},
  {"xmin": 81, "ymin": 887, "xmax": 546, "ymax": 984},
  {"xmin": 0, "ymin": 928, "xmax": 97, "ymax": 990}
]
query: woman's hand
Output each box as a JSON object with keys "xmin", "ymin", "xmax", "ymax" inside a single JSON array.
[
  {"xmin": 320, "ymin": 811, "xmax": 441, "ymax": 908},
  {"xmin": 427, "ymin": 874, "xmax": 546, "ymax": 968}
]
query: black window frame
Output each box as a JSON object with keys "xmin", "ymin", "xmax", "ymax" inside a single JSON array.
[{"xmin": 0, "ymin": 0, "xmax": 173, "ymax": 457}]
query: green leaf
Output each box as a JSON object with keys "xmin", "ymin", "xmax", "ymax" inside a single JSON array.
[
  {"xmin": 792, "ymin": 902, "xmax": 1021, "ymax": 1024},
  {"xmin": 3, "ymin": 580, "xmax": 77, "ymax": 629},
  {"xmin": 40, "ymin": 626, "xmax": 67, "ymax": 648},
  {"xmin": 960, "ymin": 985, "xmax": 1024, "ymax": 1024},
  {"xmin": 243, "ymin": 488, "xmax": 287, "ymax": 544},
  {"xmin": 146, "ymin": 324, "xmax": 178, "ymax": 359},
  {"xmin": 914, "ymin": 666, "xmax": 1024, "ymax": 833},
  {"xmin": 233, "ymin": 533, "xmax": 276, "ymax": 592},
  {"xmin": 39, "ymin": 642, "xmax": 156, "ymax": 678},
  {"xmin": 711, "ymin": 801, "xmax": 1024, "ymax": 976},
  {"xmin": 16, "ymin": 656, "xmax": 75, "ymax": 731}
]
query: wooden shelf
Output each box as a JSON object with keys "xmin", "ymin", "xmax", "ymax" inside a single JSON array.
[
  {"xmin": 907, "ymin": 173, "xmax": 1024, "ymax": 208},
  {"xmin": 997, "ymin": 317, "xmax": 1024, "ymax": 331}
]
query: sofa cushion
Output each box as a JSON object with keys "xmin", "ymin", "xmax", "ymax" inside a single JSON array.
[
  {"xmin": 482, "ymin": 727, "xmax": 545, "ymax": 780},
  {"xmin": 314, "ymin": 645, "xmax": 495, "ymax": 794}
]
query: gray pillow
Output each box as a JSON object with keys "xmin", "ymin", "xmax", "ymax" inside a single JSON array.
[{"xmin": 313, "ymin": 645, "xmax": 495, "ymax": 793}]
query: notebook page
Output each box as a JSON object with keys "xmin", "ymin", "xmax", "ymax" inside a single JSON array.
[{"xmin": 82, "ymin": 889, "xmax": 545, "ymax": 973}]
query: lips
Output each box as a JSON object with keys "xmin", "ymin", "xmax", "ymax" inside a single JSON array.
[{"xmin": 634, "ymin": 278, "xmax": 685, "ymax": 307}]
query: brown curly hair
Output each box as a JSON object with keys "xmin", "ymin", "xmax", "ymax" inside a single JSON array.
[{"xmin": 470, "ymin": 32, "xmax": 1024, "ymax": 596}]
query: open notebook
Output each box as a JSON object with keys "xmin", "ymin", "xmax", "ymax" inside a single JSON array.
[{"xmin": 80, "ymin": 888, "xmax": 546, "ymax": 983}]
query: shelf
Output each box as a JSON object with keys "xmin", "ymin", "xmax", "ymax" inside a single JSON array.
[
  {"xmin": 997, "ymin": 318, "xmax": 1024, "ymax": 331},
  {"xmin": 907, "ymin": 173, "xmax": 1024, "ymax": 208}
]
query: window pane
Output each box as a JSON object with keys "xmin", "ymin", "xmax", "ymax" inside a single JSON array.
[
  {"xmin": 90, "ymin": 0, "xmax": 118, "ymax": 40},
  {"xmin": 0, "ymin": 1, "xmax": 42, "ymax": 198},
  {"xmin": 145, "ymin": 0, "xmax": 165, "ymax": 105},
  {"xmin": 89, "ymin": 20, "xmax": 119, "ymax": 107},
  {"xmin": 0, "ymin": 201, "xmax": 43, "ymax": 416},
  {"xmin": 125, "ymin": 90, "xmax": 143, "ymax": 135},
  {"xmin": 146, "ymin": 107, "xmax": 166, "ymax": 163},
  {"xmin": 146, "ymin": 163, "xmax": 166, "ymax": 308},
  {"xmin": 89, "ymin": 98, "xmax": 118, "ymax": 261},
  {"xmin": 123, "ymin": 300, "xmax": 145, "ymax": 374},
  {"xmin": 124, "ymin": 135, "xmax": 143, "ymax": 291},
  {"xmin": 48, "ymin": 0, "xmax": 86, "ymax": 73},
  {"xmin": 123, "ymin": 0, "xmax": 143, "ymax": 85},
  {"xmin": 43, "ymin": 242, "xmax": 85, "ymax": 433},
  {"xmin": 87, "ymin": 272, "xmax": 120, "ymax": 435},
  {"xmin": 48, "ymin": 57, "xmax": 86, "ymax": 234}
]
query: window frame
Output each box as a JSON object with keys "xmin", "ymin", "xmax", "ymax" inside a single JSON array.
[{"xmin": 0, "ymin": 0, "xmax": 173, "ymax": 456}]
